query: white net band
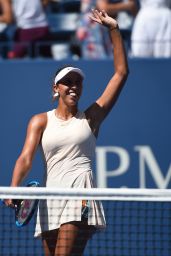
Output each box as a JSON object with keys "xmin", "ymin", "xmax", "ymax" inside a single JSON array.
[{"xmin": 0, "ymin": 187, "xmax": 171, "ymax": 201}]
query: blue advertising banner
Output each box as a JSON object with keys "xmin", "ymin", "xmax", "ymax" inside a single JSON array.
[
  {"xmin": 0, "ymin": 59, "xmax": 171, "ymax": 256},
  {"xmin": 0, "ymin": 59, "xmax": 170, "ymax": 189}
]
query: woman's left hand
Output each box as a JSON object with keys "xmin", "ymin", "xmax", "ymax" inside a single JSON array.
[{"xmin": 90, "ymin": 9, "xmax": 118, "ymax": 30}]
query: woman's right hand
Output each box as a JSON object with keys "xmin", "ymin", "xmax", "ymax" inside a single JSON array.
[{"xmin": 3, "ymin": 199, "xmax": 15, "ymax": 208}]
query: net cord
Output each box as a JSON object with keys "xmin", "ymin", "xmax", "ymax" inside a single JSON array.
[{"xmin": 0, "ymin": 187, "xmax": 171, "ymax": 201}]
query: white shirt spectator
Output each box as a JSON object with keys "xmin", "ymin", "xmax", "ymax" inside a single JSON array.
[
  {"xmin": 131, "ymin": 0, "xmax": 171, "ymax": 57},
  {"xmin": 12, "ymin": 0, "xmax": 48, "ymax": 29}
]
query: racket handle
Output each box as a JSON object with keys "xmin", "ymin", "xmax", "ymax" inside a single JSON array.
[{"xmin": 0, "ymin": 199, "xmax": 5, "ymax": 205}]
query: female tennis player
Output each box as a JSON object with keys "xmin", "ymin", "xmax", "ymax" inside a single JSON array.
[{"xmin": 5, "ymin": 9, "xmax": 129, "ymax": 256}]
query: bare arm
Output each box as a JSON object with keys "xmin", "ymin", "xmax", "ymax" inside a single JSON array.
[
  {"xmin": 4, "ymin": 113, "xmax": 47, "ymax": 207},
  {"xmin": 10, "ymin": 113, "xmax": 47, "ymax": 187},
  {"xmin": 85, "ymin": 10, "xmax": 129, "ymax": 137},
  {"xmin": 0, "ymin": 0, "xmax": 13, "ymax": 24},
  {"xmin": 96, "ymin": 0, "xmax": 138, "ymax": 16}
]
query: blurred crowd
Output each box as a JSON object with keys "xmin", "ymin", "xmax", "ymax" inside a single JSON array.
[{"xmin": 0, "ymin": 0, "xmax": 171, "ymax": 60}]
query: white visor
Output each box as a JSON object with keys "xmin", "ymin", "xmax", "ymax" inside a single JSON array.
[{"xmin": 54, "ymin": 67, "xmax": 85, "ymax": 85}]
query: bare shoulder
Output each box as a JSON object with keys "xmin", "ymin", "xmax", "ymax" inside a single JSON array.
[{"xmin": 28, "ymin": 112, "xmax": 47, "ymax": 131}]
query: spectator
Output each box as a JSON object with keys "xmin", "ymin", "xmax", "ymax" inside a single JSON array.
[
  {"xmin": 96, "ymin": 0, "xmax": 138, "ymax": 17},
  {"xmin": 131, "ymin": 0, "xmax": 171, "ymax": 58},
  {"xmin": 96, "ymin": 0, "xmax": 138, "ymax": 53},
  {"xmin": 75, "ymin": 0, "xmax": 109, "ymax": 59},
  {"xmin": 8, "ymin": 0, "xmax": 51, "ymax": 59},
  {"xmin": 75, "ymin": 0, "xmax": 138, "ymax": 59},
  {"xmin": 0, "ymin": 0, "xmax": 12, "ymax": 58}
]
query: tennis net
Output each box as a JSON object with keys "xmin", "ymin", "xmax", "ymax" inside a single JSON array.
[{"xmin": 0, "ymin": 187, "xmax": 171, "ymax": 256}]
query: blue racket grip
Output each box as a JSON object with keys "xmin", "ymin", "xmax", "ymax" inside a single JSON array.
[{"xmin": 0, "ymin": 199, "xmax": 5, "ymax": 205}]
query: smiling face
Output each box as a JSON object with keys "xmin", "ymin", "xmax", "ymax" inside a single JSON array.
[{"xmin": 53, "ymin": 71, "xmax": 83, "ymax": 107}]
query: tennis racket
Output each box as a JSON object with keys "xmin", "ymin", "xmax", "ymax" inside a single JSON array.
[
  {"xmin": 14, "ymin": 180, "xmax": 40, "ymax": 227},
  {"xmin": 1, "ymin": 180, "xmax": 40, "ymax": 227}
]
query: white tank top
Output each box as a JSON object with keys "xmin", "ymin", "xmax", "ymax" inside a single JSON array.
[
  {"xmin": 41, "ymin": 109, "xmax": 96, "ymax": 188},
  {"xmin": 12, "ymin": 0, "xmax": 48, "ymax": 29},
  {"xmin": 35, "ymin": 110, "xmax": 106, "ymax": 236}
]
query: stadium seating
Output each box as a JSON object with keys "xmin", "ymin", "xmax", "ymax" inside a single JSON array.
[
  {"xmin": 48, "ymin": 12, "xmax": 79, "ymax": 42},
  {"xmin": 49, "ymin": 0, "xmax": 81, "ymax": 13}
]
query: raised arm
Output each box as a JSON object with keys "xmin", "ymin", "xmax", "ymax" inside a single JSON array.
[{"xmin": 85, "ymin": 10, "xmax": 129, "ymax": 137}]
